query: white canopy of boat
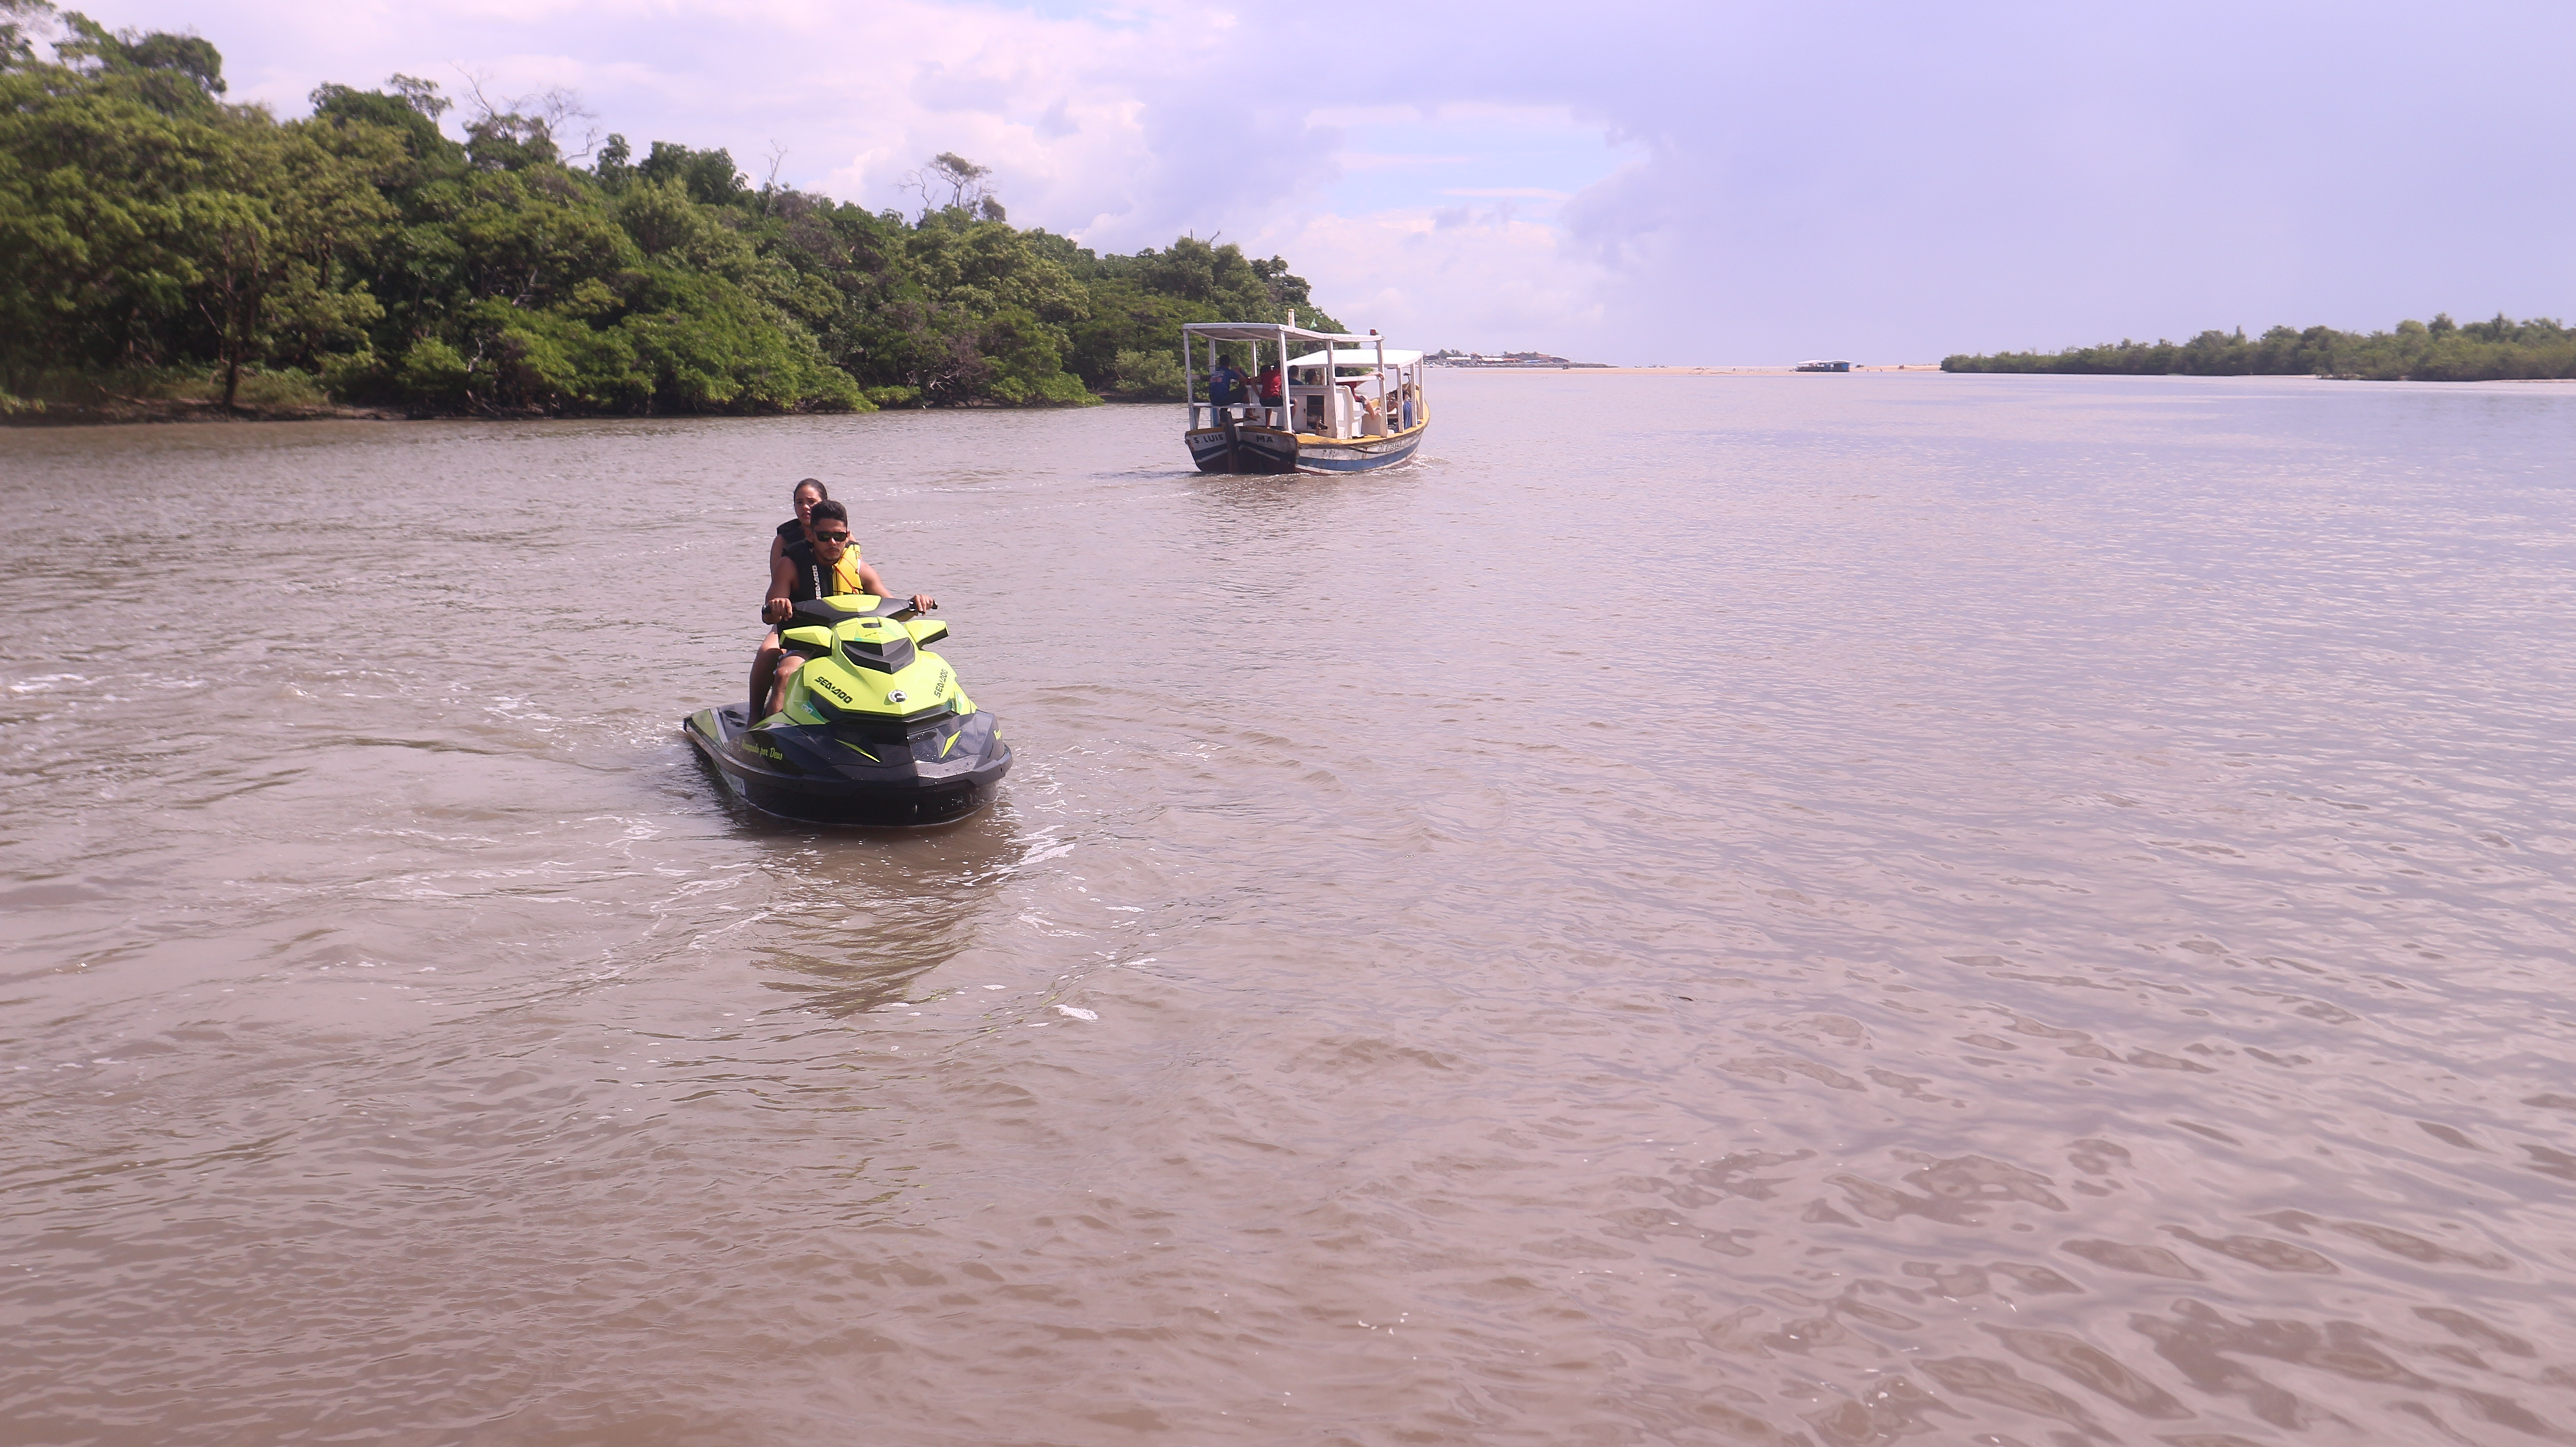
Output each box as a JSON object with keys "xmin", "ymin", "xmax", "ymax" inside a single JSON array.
[
  {"xmin": 1286, "ymin": 348, "xmax": 1422, "ymax": 369},
  {"xmin": 1182, "ymin": 322, "xmax": 1369, "ymax": 344}
]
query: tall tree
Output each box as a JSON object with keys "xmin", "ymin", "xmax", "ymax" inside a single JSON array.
[
  {"xmin": 4, "ymin": 19, "xmax": 1356, "ymax": 416},
  {"xmin": 188, "ymin": 116, "xmax": 395, "ymax": 408}
]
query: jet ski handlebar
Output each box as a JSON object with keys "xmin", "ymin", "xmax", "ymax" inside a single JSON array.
[{"xmin": 768, "ymin": 593, "xmax": 936, "ymax": 626}]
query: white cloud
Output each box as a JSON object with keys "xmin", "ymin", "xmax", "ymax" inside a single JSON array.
[{"xmin": 1256, "ymin": 203, "xmax": 1610, "ymax": 355}]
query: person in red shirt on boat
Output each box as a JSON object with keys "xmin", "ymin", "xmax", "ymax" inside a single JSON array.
[{"xmin": 1253, "ymin": 358, "xmax": 1283, "ymax": 426}]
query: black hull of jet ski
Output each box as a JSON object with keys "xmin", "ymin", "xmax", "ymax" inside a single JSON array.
[{"xmin": 683, "ymin": 704, "xmax": 1011, "ymax": 827}]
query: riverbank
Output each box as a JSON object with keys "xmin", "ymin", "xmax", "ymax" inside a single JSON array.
[
  {"xmin": 3, "ymin": 394, "xmax": 411, "ymax": 426},
  {"xmin": 1945, "ymin": 315, "xmax": 2576, "ymax": 381},
  {"xmin": 0, "ymin": 393, "xmax": 1107, "ymax": 427},
  {"xmin": 1, "ymin": 367, "xmax": 423, "ymax": 426},
  {"xmin": 2, "ymin": 363, "xmax": 1949, "ymax": 427}
]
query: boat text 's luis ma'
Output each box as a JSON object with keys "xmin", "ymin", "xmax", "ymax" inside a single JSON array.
[{"xmin": 1180, "ymin": 322, "xmax": 1428, "ymax": 474}]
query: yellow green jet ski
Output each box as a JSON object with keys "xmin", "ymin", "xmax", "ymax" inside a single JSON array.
[{"xmin": 683, "ymin": 594, "xmax": 1010, "ymax": 826}]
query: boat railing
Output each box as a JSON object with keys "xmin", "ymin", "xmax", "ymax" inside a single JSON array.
[{"xmin": 1190, "ymin": 402, "xmax": 1291, "ymax": 430}]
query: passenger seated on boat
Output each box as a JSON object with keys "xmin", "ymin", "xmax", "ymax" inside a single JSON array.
[
  {"xmin": 1208, "ymin": 357, "xmax": 1245, "ymax": 420},
  {"xmin": 1400, "ymin": 385, "xmax": 1415, "ymax": 429},
  {"xmin": 1254, "ymin": 362, "xmax": 1283, "ymax": 426},
  {"xmin": 748, "ymin": 501, "xmax": 934, "ymax": 718}
]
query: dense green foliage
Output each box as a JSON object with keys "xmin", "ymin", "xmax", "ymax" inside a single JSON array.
[
  {"xmin": 1943, "ymin": 315, "xmax": 2576, "ymax": 382},
  {"xmin": 0, "ymin": 10, "xmax": 1341, "ymax": 415}
]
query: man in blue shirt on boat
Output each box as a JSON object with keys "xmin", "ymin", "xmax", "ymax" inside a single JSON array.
[{"xmin": 1208, "ymin": 355, "xmax": 1246, "ymax": 419}]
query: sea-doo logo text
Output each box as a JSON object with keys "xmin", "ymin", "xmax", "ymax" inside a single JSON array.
[{"xmin": 815, "ymin": 677, "xmax": 853, "ymax": 704}]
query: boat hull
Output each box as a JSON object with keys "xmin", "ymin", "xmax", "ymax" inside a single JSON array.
[
  {"xmin": 683, "ymin": 704, "xmax": 1010, "ymax": 826},
  {"xmin": 1294, "ymin": 427, "xmax": 1425, "ymax": 472},
  {"xmin": 1186, "ymin": 422, "xmax": 1425, "ymax": 475},
  {"xmin": 1187, "ymin": 423, "xmax": 1299, "ymax": 474}
]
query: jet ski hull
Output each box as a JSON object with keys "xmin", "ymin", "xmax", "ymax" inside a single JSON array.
[{"xmin": 684, "ymin": 704, "xmax": 1011, "ymax": 827}]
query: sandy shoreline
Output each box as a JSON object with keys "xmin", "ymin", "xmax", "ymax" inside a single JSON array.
[
  {"xmin": 1441, "ymin": 364, "xmax": 1947, "ymax": 376},
  {"xmin": 1437, "ymin": 366, "xmax": 2576, "ymax": 383}
]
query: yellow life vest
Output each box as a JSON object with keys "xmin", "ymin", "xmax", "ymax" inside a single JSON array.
[
  {"xmin": 828, "ymin": 546, "xmax": 864, "ymax": 596},
  {"xmin": 788, "ymin": 542, "xmax": 866, "ymax": 601}
]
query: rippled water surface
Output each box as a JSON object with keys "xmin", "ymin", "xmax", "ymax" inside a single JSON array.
[{"xmin": 6, "ymin": 373, "xmax": 2576, "ymax": 1446}]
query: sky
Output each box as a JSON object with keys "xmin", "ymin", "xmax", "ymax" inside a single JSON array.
[{"xmin": 51, "ymin": 0, "xmax": 2576, "ymax": 363}]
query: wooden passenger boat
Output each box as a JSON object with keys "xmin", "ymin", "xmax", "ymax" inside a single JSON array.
[{"xmin": 1180, "ymin": 322, "xmax": 1428, "ymax": 475}]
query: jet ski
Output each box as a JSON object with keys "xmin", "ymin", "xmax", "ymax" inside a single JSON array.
[{"xmin": 683, "ymin": 593, "xmax": 1010, "ymax": 826}]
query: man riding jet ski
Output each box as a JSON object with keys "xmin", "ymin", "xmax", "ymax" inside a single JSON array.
[
  {"xmin": 685, "ymin": 591, "xmax": 1011, "ymax": 826},
  {"xmin": 747, "ymin": 499, "xmax": 932, "ymax": 723}
]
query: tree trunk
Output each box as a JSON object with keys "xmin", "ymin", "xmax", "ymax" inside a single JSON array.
[{"xmin": 220, "ymin": 284, "xmax": 256, "ymax": 412}]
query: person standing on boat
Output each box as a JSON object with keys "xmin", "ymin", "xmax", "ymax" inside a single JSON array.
[{"xmin": 1208, "ymin": 354, "xmax": 1246, "ymax": 421}]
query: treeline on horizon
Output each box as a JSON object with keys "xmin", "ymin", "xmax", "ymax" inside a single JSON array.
[
  {"xmin": 1942, "ymin": 315, "xmax": 2576, "ymax": 382},
  {"xmin": 0, "ymin": 7, "xmax": 1342, "ymax": 417}
]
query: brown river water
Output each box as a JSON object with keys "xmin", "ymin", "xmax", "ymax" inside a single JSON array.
[{"xmin": 4, "ymin": 373, "xmax": 2575, "ymax": 1446}]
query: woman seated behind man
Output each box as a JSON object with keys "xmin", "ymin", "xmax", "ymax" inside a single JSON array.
[
  {"xmin": 746, "ymin": 500, "xmax": 936, "ymax": 719},
  {"xmin": 772, "ymin": 478, "xmax": 829, "ymax": 569}
]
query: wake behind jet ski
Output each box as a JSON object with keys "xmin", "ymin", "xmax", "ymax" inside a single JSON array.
[{"xmin": 684, "ymin": 593, "xmax": 1010, "ymax": 826}]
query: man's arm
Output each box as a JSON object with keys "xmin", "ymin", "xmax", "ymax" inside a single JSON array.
[
  {"xmin": 859, "ymin": 561, "xmax": 935, "ymax": 613},
  {"xmin": 763, "ymin": 554, "xmax": 797, "ymax": 623}
]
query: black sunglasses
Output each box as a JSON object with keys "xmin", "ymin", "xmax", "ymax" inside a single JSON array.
[{"xmin": 812, "ymin": 531, "xmax": 851, "ymax": 543}]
